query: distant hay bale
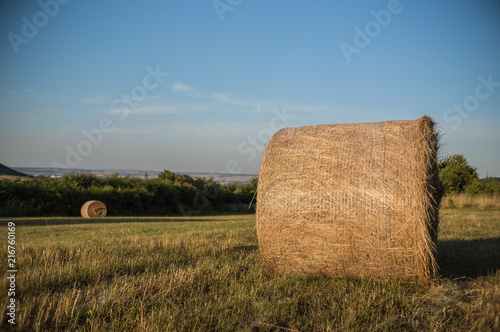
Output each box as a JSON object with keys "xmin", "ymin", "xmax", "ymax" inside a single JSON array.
[
  {"xmin": 81, "ymin": 200, "xmax": 107, "ymax": 218},
  {"xmin": 256, "ymin": 116, "xmax": 443, "ymax": 282}
]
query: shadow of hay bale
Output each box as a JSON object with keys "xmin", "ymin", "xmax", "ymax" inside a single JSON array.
[{"xmin": 437, "ymin": 237, "xmax": 500, "ymax": 278}]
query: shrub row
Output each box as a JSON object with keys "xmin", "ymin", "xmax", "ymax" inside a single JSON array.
[{"xmin": 0, "ymin": 171, "xmax": 257, "ymax": 217}]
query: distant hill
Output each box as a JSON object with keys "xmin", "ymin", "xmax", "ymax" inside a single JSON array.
[
  {"xmin": 0, "ymin": 163, "xmax": 28, "ymax": 177},
  {"xmin": 12, "ymin": 167, "xmax": 257, "ymax": 183}
]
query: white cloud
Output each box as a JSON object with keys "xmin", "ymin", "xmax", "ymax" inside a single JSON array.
[
  {"xmin": 212, "ymin": 93, "xmax": 249, "ymax": 106},
  {"xmin": 171, "ymin": 81, "xmax": 193, "ymax": 92}
]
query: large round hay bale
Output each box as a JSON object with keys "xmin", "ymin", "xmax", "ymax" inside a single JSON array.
[
  {"xmin": 81, "ymin": 200, "xmax": 107, "ymax": 218},
  {"xmin": 256, "ymin": 116, "xmax": 443, "ymax": 282}
]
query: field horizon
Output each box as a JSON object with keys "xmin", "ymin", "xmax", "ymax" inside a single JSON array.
[{"xmin": 2, "ymin": 164, "xmax": 258, "ymax": 184}]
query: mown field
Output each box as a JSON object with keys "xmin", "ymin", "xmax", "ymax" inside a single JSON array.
[{"xmin": 1, "ymin": 210, "xmax": 499, "ymax": 331}]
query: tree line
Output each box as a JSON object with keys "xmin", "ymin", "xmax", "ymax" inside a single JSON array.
[{"xmin": 0, "ymin": 170, "xmax": 257, "ymax": 217}]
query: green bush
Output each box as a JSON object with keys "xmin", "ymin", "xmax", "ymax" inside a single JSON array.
[
  {"xmin": 438, "ymin": 154, "xmax": 500, "ymax": 196},
  {"xmin": 464, "ymin": 177, "xmax": 500, "ymax": 195},
  {"xmin": 439, "ymin": 154, "xmax": 479, "ymax": 195}
]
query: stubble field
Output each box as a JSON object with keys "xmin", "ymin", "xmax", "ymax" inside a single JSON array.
[{"xmin": 1, "ymin": 210, "xmax": 499, "ymax": 331}]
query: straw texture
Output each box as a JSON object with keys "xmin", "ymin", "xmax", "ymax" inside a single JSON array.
[
  {"xmin": 81, "ymin": 200, "xmax": 107, "ymax": 218},
  {"xmin": 256, "ymin": 116, "xmax": 443, "ymax": 282}
]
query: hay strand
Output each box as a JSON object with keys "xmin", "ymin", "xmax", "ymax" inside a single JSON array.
[
  {"xmin": 81, "ymin": 200, "xmax": 107, "ymax": 218},
  {"xmin": 256, "ymin": 116, "xmax": 443, "ymax": 282}
]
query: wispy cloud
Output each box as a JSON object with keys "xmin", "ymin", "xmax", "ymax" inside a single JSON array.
[
  {"xmin": 101, "ymin": 78, "xmax": 345, "ymax": 124},
  {"xmin": 3, "ymin": 90, "xmax": 111, "ymax": 107},
  {"xmin": 170, "ymin": 81, "xmax": 208, "ymax": 100},
  {"xmin": 25, "ymin": 89, "xmax": 51, "ymax": 102},
  {"xmin": 80, "ymin": 95, "xmax": 109, "ymax": 104},
  {"xmin": 110, "ymin": 105, "xmax": 184, "ymax": 116},
  {"xmin": 171, "ymin": 81, "xmax": 193, "ymax": 92},
  {"xmin": 212, "ymin": 93, "xmax": 251, "ymax": 107},
  {"xmin": 170, "ymin": 81, "xmax": 252, "ymax": 107}
]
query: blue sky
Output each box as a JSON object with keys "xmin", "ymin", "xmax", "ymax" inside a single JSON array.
[{"xmin": 0, "ymin": 0, "xmax": 499, "ymax": 177}]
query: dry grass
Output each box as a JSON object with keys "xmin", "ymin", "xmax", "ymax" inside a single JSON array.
[
  {"xmin": 441, "ymin": 194, "xmax": 500, "ymax": 210},
  {"xmin": 0, "ymin": 211, "xmax": 498, "ymax": 331},
  {"xmin": 257, "ymin": 116, "xmax": 442, "ymax": 282}
]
